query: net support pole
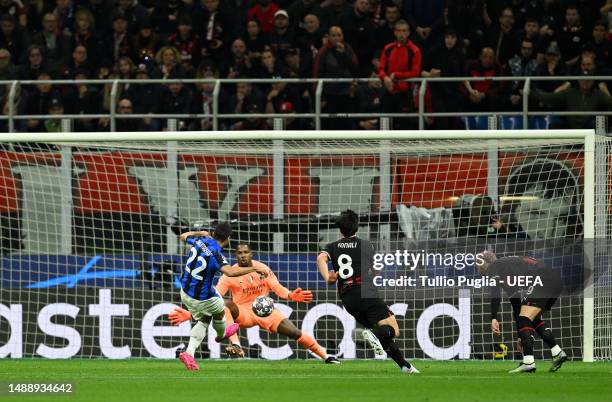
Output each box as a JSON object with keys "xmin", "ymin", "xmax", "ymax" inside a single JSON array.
[
  {"xmin": 379, "ymin": 119, "xmax": 391, "ymax": 252},
  {"xmin": 7, "ymin": 80, "xmax": 17, "ymax": 133},
  {"xmin": 583, "ymin": 130, "xmax": 595, "ymax": 362},
  {"xmin": 522, "ymin": 78, "xmax": 531, "ymax": 129},
  {"xmin": 418, "ymin": 80, "xmax": 427, "ymax": 130},
  {"xmin": 273, "ymin": 118, "xmax": 285, "ymax": 253},
  {"xmin": 61, "ymin": 118, "xmax": 71, "ymax": 133},
  {"xmin": 487, "ymin": 116, "xmax": 499, "ymax": 209},
  {"xmin": 60, "ymin": 145, "xmax": 72, "ymax": 255},
  {"xmin": 110, "ymin": 80, "xmax": 119, "ymax": 132},
  {"xmin": 166, "ymin": 120, "xmax": 179, "ymax": 255},
  {"xmin": 592, "ymin": 116, "xmax": 608, "ymax": 360},
  {"xmin": 212, "ymin": 80, "xmax": 220, "ymax": 131},
  {"xmin": 380, "ymin": 117, "xmax": 390, "ymax": 131},
  {"xmin": 315, "ymin": 81, "xmax": 323, "ymax": 131}
]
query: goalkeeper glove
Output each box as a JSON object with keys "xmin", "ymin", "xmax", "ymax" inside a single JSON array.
[
  {"xmin": 288, "ymin": 288, "xmax": 313, "ymax": 303},
  {"xmin": 168, "ymin": 307, "xmax": 192, "ymax": 326}
]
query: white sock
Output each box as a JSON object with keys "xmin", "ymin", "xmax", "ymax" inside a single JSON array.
[
  {"xmin": 551, "ymin": 345, "xmax": 562, "ymax": 356},
  {"xmin": 212, "ymin": 318, "xmax": 226, "ymax": 337},
  {"xmin": 523, "ymin": 355, "xmax": 535, "ymax": 365},
  {"xmin": 186, "ymin": 321, "xmax": 209, "ymax": 356}
]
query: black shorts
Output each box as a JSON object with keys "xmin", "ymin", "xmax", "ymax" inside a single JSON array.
[
  {"xmin": 521, "ymin": 297, "xmax": 557, "ymax": 311},
  {"xmin": 521, "ymin": 270, "xmax": 562, "ymax": 311},
  {"xmin": 340, "ymin": 287, "xmax": 393, "ymax": 329}
]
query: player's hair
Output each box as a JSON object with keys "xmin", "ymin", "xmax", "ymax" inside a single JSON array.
[
  {"xmin": 236, "ymin": 242, "xmax": 251, "ymax": 251},
  {"xmin": 336, "ymin": 209, "xmax": 359, "ymax": 238},
  {"xmin": 212, "ymin": 221, "xmax": 233, "ymax": 242}
]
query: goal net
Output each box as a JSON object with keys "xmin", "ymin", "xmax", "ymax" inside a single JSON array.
[{"xmin": 0, "ymin": 130, "xmax": 609, "ymax": 362}]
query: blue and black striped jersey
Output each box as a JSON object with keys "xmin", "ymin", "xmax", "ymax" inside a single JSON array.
[{"xmin": 180, "ymin": 236, "xmax": 228, "ymax": 300}]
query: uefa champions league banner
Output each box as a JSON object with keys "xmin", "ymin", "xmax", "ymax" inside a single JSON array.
[{"xmin": 0, "ymin": 288, "xmax": 582, "ymax": 360}]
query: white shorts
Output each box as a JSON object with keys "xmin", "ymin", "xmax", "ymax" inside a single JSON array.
[{"xmin": 180, "ymin": 289, "xmax": 225, "ymax": 321}]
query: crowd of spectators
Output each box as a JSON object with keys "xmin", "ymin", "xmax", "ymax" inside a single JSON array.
[{"xmin": 0, "ymin": 0, "xmax": 611, "ymax": 131}]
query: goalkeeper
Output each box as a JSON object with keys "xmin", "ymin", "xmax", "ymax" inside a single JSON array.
[{"xmin": 169, "ymin": 243, "xmax": 340, "ymax": 364}]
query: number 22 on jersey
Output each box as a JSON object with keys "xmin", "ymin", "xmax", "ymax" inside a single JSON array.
[{"xmin": 185, "ymin": 246, "xmax": 208, "ymax": 280}]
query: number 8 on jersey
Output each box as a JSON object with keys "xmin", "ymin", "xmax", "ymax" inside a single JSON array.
[{"xmin": 338, "ymin": 254, "xmax": 354, "ymax": 279}]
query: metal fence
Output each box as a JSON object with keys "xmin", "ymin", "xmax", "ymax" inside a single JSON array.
[{"xmin": 1, "ymin": 76, "xmax": 610, "ymax": 133}]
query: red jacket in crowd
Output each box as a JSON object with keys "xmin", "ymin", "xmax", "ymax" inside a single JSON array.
[
  {"xmin": 378, "ymin": 40, "xmax": 422, "ymax": 93},
  {"xmin": 247, "ymin": 3, "xmax": 280, "ymax": 34}
]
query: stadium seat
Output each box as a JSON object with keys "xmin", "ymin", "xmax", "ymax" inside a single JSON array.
[
  {"xmin": 500, "ymin": 116, "xmax": 522, "ymax": 130},
  {"xmin": 499, "ymin": 116, "xmax": 553, "ymax": 130},
  {"xmin": 544, "ymin": 115, "xmax": 562, "ymax": 129},
  {"xmin": 462, "ymin": 116, "xmax": 490, "ymax": 130}
]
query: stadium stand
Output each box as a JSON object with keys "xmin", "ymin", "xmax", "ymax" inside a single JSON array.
[{"xmin": 0, "ymin": 0, "xmax": 610, "ymax": 131}]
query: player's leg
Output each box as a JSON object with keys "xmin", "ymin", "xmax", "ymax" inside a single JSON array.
[
  {"xmin": 509, "ymin": 304, "xmax": 542, "ymax": 373},
  {"xmin": 179, "ymin": 316, "xmax": 211, "ymax": 370},
  {"xmin": 179, "ymin": 317, "xmax": 210, "ymax": 370},
  {"xmin": 510, "ymin": 297, "xmax": 523, "ymax": 355},
  {"xmin": 341, "ymin": 290, "xmax": 413, "ymax": 370},
  {"xmin": 178, "ymin": 290, "xmax": 208, "ymax": 370},
  {"xmin": 185, "ymin": 316, "xmax": 211, "ymax": 354},
  {"xmin": 374, "ymin": 315, "xmax": 419, "ymax": 373},
  {"xmin": 223, "ymin": 301, "xmax": 241, "ymax": 351},
  {"xmin": 361, "ymin": 328, "xmax": 385, "ymax": 356},
  {"xmin": 533, "ymin": 316, "xmax": 567, "ymax": 371},
  {"xmin": 275, "ymin": 318, "xmax": 339, "ymax": 364},
  {"xmin": 205, "ymin": 297, "xmax": 239, "ymax": 342},
  {"xmin": 341, "ymin": 293, "xmax": 383, "ymax": 354},
  {"xmin": 223, "ymin": 301, "xmax": 247, "ymax": 357},
  {"xmin": 535, "ymin": 298, "xmax": 567, "ymax": 372}
]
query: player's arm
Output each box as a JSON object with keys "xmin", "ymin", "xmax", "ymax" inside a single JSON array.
[
  {"xmin": 179, "ymin": 230, "xmax": 211, "ymax": 242},
  {"xmin": 221, "ymin": 264, "xmax": 270, "ymax": 277},
  {"xmin": 215, "ymin": 275, "xmax": 229, "ymax": 297},
  {"xmin": 489, "ymin": 279, "xmax": 502, "ymax": 335},
  {"xmin": 261, "ymin": 264, "xmax": 290, "ymax": 299},
  {"xmin": 317, "ymin": 252, "xmax": 338, "ymax": 285},
  {"xmin": 490, "ymin": 296, "xmax": 501, "ymax": 335},
  {"xmin": 263, "ymin": 265, "xmax": 313, "ymax": 303}
]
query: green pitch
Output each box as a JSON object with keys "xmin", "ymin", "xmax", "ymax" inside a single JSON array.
[{"xmin": 1, "ymin": 359, "xmax": 611, "ymax": 402}]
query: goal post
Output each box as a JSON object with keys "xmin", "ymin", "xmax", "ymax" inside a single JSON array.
[{"xmin": 0, "ymin": 129, "xmax": 607, "ymax": 362}]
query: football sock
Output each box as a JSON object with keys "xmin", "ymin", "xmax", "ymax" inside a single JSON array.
[
  {"xmin": 518, "ymin": 316, "xmax": 535, "ymax": 364},
  {"xmin": 373, "ymin": 325, "xmax": 395, "ymax": 341},
  {"xmin": 212, "ymin": 317, "xmax": 227, "ymax": 337},
  {"xmin": 224, "ymin": 307, "xmax": 240, "ymax": 345},
  {"xmin": 186, "ymin": 321, "xmax": 209, "ymax": 356},
  {"xmin": 386, "ymin": 341, "xmax": 411, "ymax": 369},
  {"xmin": 297, "ymin": 333, "xmax": 327, "ymax": 359},
  {"xmin": 373, "ymin": 325, "xmax": 411, "ymax": 369},
  {"xmin": 533, "ymin": 318, "xmax": 559, "ymax": 351}
]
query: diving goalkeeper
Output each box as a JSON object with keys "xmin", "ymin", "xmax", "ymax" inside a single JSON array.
[{"xmin": 169, "ymin": 242, "xmax": 340, "ymax": 364}]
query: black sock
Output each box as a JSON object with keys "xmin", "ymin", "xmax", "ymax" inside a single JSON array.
[
  {"xmin": 373, "ymin": 325, "xmax": 411, "ymax": 369},
  {"xmin": 386, "ymin": 341, "xmax": 411, "ymax": 369},
  {"xmin": 372, "ymin": 325, "xmax": 394, "ymax": 341},
  {"xmin": 533, "ymin": 318, "xmax": 558, "ymax": 349},
  {"xmin": 517, "ymin": 316, "xmax": 535, "ymax": 363}
]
